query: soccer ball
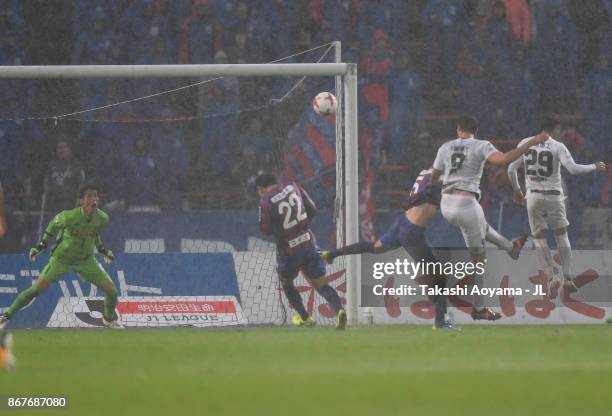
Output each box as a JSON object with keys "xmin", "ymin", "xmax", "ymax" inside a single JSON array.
[{"xmin": 312, "ymin": 92, "xmax": 337, "ymax": 116}]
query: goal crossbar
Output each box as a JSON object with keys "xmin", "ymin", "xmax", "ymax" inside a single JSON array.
[{"xmin": 0, "ymin": 63, "xmax": 350, "ymax": 79}]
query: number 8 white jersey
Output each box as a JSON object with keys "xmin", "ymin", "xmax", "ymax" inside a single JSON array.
[
  {"xmin": 509, "ymin": 136, "xmax": 596, "ymax": 201},
  {"xmin": 433, "ymin": 137, "xmax": 498, "ymax": 196}
]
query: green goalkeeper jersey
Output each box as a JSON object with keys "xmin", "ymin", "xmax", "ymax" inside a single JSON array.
[{"xmin": 42, "ymin": 207, "xmax": 109, "ymax": 262}]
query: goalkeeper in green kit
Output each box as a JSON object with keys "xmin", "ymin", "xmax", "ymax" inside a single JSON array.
[{"xmin": 0, "ymin": 185, "xmax": 123, "ymax": 329}]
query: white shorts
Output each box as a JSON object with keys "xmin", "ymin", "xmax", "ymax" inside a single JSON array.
[
  {"xmin": 441, "ymin": 194, "xmax": 487, "ymax": 249},
  {"xmin": 526, "ymin": 198, "xmax": 569, "ymax": 235}
]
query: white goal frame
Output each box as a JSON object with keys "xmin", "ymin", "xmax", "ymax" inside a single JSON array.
[{"xmin": 0, "ymin": 60, "xmax": 361, "ymax": 326}]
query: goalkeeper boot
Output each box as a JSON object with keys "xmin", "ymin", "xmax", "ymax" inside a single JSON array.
[
  {"xmin": 102, "ymin": 318, "xmax": 125, "ymax": 329},
  {"xmin": 0, "ymin": 330, "xmax": 15, "ymax": 371},
  {"xmin": 471, "ymin": 307, "xmax": 502, "ymax": 321},
  {"xmin": 509, "ymin": 234, "xmax": 529, "ymax": 260},
  {"xmin": 321, "ymin": 251, "xmax": 334, "ymax": 265},
  {"xmin": 335, "ymin": 309, "xmax": 347, "ymax": 331},
  {"xmin": 292, "ymin": 314, "xmax": 316, "ymax": 327},
  {"xmin": 0, "ymin": 313, "xmax": 9, "ymax": 330},
  {"xmin": 563, "ymin": 278, "xmax": 578, "ymax": 293}
]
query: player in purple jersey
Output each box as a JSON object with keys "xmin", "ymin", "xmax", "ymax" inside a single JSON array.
[
  {"xmin": 322, "ymin": 169, "xmax": 528, "ymax": 327},
  {"xmin": 256, "ymin": 173, "xmax": 347, "ymax": 330}
]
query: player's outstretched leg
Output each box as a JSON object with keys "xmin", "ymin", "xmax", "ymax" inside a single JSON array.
[
  {"xmin": 281, "ymin": 278, "xmax": 315, "ymax": 327},
  {"xmin": 471, "ymin": 307, "xmax": 502, "ymax": 321},
  {"xmin": 0, "ymin": 279, "xmax": 50, "ymax": 328},
  {"xmin": 485, "ymin": 224, "xmax": 528, "ymax": 260},
  {"xmin": 321, "ymin": 241, "xmax": 378, "ymax": 265}
]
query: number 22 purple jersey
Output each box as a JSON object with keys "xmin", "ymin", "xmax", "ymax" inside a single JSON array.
[{"xmin": 258, "ymin": 182, "xmax": 318, "ymax": 254}]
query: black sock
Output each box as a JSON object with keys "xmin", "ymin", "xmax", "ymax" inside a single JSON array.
[
  {"xmin": 316, "ymin": 284, "xmax": 344, "ymax": 313},
  {"xmin": 329, "ymin": 241, "xmax": 376, "ymax": 260},
  {"xmin": 282, "ymin": 281, "xmax": 309, "ymax": 320},
  {"xmin": 430, "ymin": 276, "xmax": 447, "ymax": 326},
  {"xmin": 434, "ymin": 296, "xmax": 447, "ymax": 326}
]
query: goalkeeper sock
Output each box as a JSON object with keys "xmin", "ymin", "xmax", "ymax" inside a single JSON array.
[
  {"xmin": 281, "ymin": 281, "xmax": 309, "ymax": 320},
  {"xmin": 6, "ymin": 283, "xmax": 47, "ymax": 318},
  {"xmin": 485, "ymin": 226, "xmax": 513, "ymax": 252},
  {"xmin": 329, "ymin": 242, "xmax": 376, "ymax": 260},
  {"xmin": 103, "ymin": 287, "xmax": 118, "ymax": 321},
  {"xmin": 316, "ymin": 284, "xmax": 344, "ymax": 313}
]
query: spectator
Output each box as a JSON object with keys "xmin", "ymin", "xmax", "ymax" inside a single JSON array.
[
  {"xmin": 256, "ymin": 0, "xmax": 299, "ymax": 59},
  {"xmin": 568, "ymin": 0, "xmax": 610, "ymax": 80},
  {"xmin": 71, "ymin": 7, "xmax": 122, "ymax": 64},
  {"xmin": 457, "ymin": 29, "xmax": 496, "ymax": 138},
  {"xmin": 360, "ymin": 30, "xmax": 394, "ymax": 123},
  {"xmin": 534, "ymin": 0, "xmax": 577, "ymax": 113},
  {"xmin": 179, "ymin": 0, "xmax": 224, "ymax": 64},
  {"xmin": 502, "ymin": 0, "xmax": 530, "ymax": 44},
  {"xmin": 421, "ymin": 0, "xmax": 469, "ymax": 88},
  {"xmin": 45, "ymin": 140, "xmax": 86, "ymax": 211},
  {"xmin": 0, "ymin": 179, "xmax": 6, "ymax": 238},
  {"xmin": 200, "ymin": 83, "xmax": 238, "ymax": 178},
  {"xmin": 122, "ymin": 131, "xmax": 161, "ymax": 209},
  {"xmin": 497, "ymin": 46, "xmax": 538, "ymax": 138},
  {"xmin": 152, "ymin": 112, "xmax": 190, "ymax": 211},
  {"xmin": 308, "ymin": 0, "xmax": 353, "ymax": 45},
  {"xmin": 481, "ymin": 1, "xmax": 512, "ymax": 62},
  {"xmin": 583, "ymin": 54, "xmax": 612, "ymax": 154},
  {"xmin": 120, "ymin": 0, "xmax": 177, "ymax": 65},
  {"xmin": 386, "ymin": 53, "xmax": 423, "ymax": 163}
]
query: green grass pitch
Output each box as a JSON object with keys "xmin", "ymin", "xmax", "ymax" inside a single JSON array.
[{"xmin": 1, "ymin": 325, "xmax": 611, "ymax": 415}]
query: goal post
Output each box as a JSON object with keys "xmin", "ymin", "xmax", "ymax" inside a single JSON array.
[{"xmin": 0, "ymin": 61, "xmax": 361, "ymax": 326}]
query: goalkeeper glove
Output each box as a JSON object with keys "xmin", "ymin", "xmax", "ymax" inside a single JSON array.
[
  {"xmin": 29, "ymin": 241, "xmax": 47, "ymax": 262},
  {"xmin": 98, "ymin": 246, "xmax": 114, "ymax": 264}
]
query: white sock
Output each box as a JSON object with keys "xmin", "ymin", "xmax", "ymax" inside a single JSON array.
[
  {"xmin": 533, "ymin": 238, "xmax": 554, "ymax": 272},
  {"xmin": 485, "ymin": 225, "xmax": 513, "ymax": 252},
  {"xmin": 555, "ymin": 233, "xmax": 572, "ymax": 280}
]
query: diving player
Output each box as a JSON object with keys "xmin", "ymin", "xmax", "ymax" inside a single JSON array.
[
  {"xmin": 321, "ymin": 168, "xmax": 528, "ymax": 328},
  {"xmin": 256, "ymin": 173, "xmax": 347, "ymax": 330},
  {"xmin": 0, "ymin": 185, "xmax": 122, "ymax": 329}
]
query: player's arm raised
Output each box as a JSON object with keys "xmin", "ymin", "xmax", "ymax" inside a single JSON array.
[
  {"xmin": 558, "ymin": 144, "xmax": 606, "ymax": 174},
  {"xmin": 487, "ymin": 132, "xmax": 549, "ymax": 166},
  {"xmin": 507, "ymin": 157, "xmax": 525, "ymax": 205}
]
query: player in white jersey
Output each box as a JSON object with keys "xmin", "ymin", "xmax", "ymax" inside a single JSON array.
[
  {"xmin": 507, "ymin": 115, "xmax": 606, "ymax": 295},
  {"xmin": 432, "ymin": 115, "xmax": 548, "ymax": 320}
]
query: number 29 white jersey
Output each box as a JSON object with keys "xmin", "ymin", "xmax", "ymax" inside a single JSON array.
[
  {"xmin": 433, "ymin": 137, "xmax": 498, "ymax": 196},
  {"xmin": 509, "ymin": 136, "xmax": 596, "ymax": 201}
]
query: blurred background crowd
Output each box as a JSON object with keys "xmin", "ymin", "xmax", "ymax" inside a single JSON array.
[{"xmin": 0, "ymin": 0, "xmax": 611, "ymax": 252}]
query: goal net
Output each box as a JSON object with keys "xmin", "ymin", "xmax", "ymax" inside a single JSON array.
[{"xmin": 0, "ymin": 46, "xmax": 359, "ymax": 328}]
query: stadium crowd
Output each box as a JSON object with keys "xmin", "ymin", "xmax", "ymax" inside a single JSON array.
[{"xmin": 0, "ymin": 0, "xmax": 611, "ymax": 251}]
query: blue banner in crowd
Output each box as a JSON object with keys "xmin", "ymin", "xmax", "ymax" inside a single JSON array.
[{"xmin": 0, "ymin": 253, "xmax": 239, "ymax": 328}]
